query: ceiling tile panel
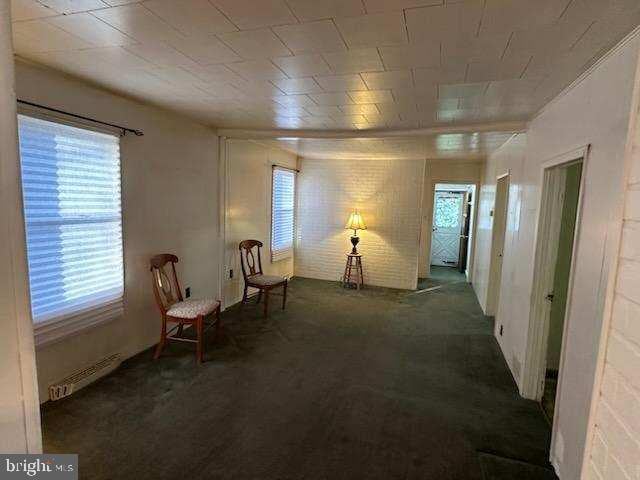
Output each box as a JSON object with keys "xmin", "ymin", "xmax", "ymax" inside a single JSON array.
[
  {"xmin": 466, "ymin": 55, "xmax": 531, "ymax": 82},
  {"xmin": 218, "ymin": 29, "xmax": 291, "ymax": 59},
  {"xmin": 480, "ymin": 0, "xmax": 570, "ymax": 36},
  {"xmin": 211, "ymin": 0, "xmax": 297, "ymax": 29},
  {"xmin": 167, "ymin": 36, "xmax": 242, "ymax": 65},
  {"xmin": 441, "ymin": 32, "xmax": 511, "ymax": 63},
  {"xmin": 46, "ymin": 12, "xmax": 137, "ymax": 47},
  {"xmin": 273, "ymin": 20, "xmax": 346, "ymax": 54},
  {"xmin": 363, "ymin": 0, "xmax": 442, "ymax": 13},
  {"xmin": 379, "ymin": 43, "xmax": 440, "ymax": 69},
  {"xmin": 304, "ymin": 105, "xmax": 342, "ymax": 116},
  {"xmin": 405, "ymin": 1, "xmax": 484, "ymax": 43},
  {"xmin": 315, "ymin": 74, "xmax": 368, "ymax": 92},
  {"xmin": 334, "ymin": 11, "xmax": 407, "ymax": 49},
  {"xmin": 322, "ymin": 48, "xmax": 384, "ymax": 74},
  {"xmin": 361, "ymin": 70, "xmax": 413, "ymax": 90},
  {"xmin": 11, "ymin": 0, "xmax": 58, "ymax": 21},
  {"xmin": 272, "ymin": 54, "xmax": 331, "ymax": 77},
  {"xmin": 339, "ymin": 104, "xmax": 380, "ymax": 115},
  {"xmin": 348, "ymin": 89, "xmax": 394, "ymax": 104},
  {"xmin": 286, "ymin": 0, "xmax": 365, "ymax": 22},
  {"xmin": 38, "ymin": 0, "xmax": 108, "ymax": 14},
  {"xmin": 226, "ymin": 59, "xmax": 288, "ymax": 80},
  {"xmin": 309, "ymin": 92, "xmax": 354, "ymax": 105},
  {"xmin": 439, "ymin": 82, "xmax": 488, "ymax": 99},
  {"xmin": 12, "ymin": 20, "xmax": 93, "ymax": 53},
  {"xmin": 143, "ymin": 0, "xmax": 238, "ymax": 37},
  {"xmin": 92, "ymin": 4, "xmax": 184, "ymax": 44},
  {"xmin": 124, "ymin": 43, "xmax": 200, "ymax": 67},
  {"xmin": 413, "ymin": 64, "xmax": 467, "ymax": 87},
  {"xmin": 272, "ymin": 77, "xmax": 323, "ymax": 94},
  {"xmin": 273, "ymin": 94, "xmax": 318, "ymax": 107}
]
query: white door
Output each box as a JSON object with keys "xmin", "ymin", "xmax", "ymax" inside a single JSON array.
[{"xmin": 431, "ymin": 191, "xmax": 464, "ymax": 267}]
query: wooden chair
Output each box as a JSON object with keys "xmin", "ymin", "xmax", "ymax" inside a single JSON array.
[
  {"xmin": 150, "ymin": 254, "xmax": 221, "ymax": 363},
  {"xmin": 239, "ymin": 240, "xmax": 288, "ymax": 317}
]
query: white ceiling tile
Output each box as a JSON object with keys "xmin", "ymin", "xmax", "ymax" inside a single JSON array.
[
  {"xmin": 439, "ymin": 82, "xmax": 488, "ymax": 99},
  {"xmin": 405, "ymin": 1, "xmax": 484, "ymax": 43},
  {"xmin": 378, "ymin": 43, "xmax": 440, "ymax": 69},
  {"xmin": 38, "ymin": 0, "xmax": 108, "ymax": 14},
  {"xmin": 272, "ymin": 77, "xmax": 323, "ymax": 94},
  {"xmin": 273, "ymin": 94, "xmax": 317, "ymax": 107},
  {"xmin": 272, "ymin": 54, "xmax": 331, "ymax": 77},
  {"xmin": 145, "ymin": 66, "xmax": 206, "ymax": 86},
  {"xmin": 309, "ymin": 92, "xmax": 354, "ymax": 105},
  {"xmin": 413, "ymin": 64, "xmax": 467, "ymax": 86},
  {"xmin": 92, "ymin": 4, "xmax": 184, "ymax": 44},
  {"xmin": 315, "ymin": 74, "xmax": 368, "ymax": 92},
  {"xmin": 361, "ymin": 70, "xmax": 413, "ymax": 90},
  {"xmin": 124, "ymin": 43, "xmax": 200, "ymax": 67},
  {"xmin": 466, "ymin": 55, "xmax": 531, "ymax": 82},
  {"xmin": 330, "ymin": 113, "xmax": 367, "ymax": 123},
  {"xmin": 334, "ymin": 12, "xmax": 407, "ymax": 49},
  {"xmin": 46, "ymin": 12, "xmax": 137, "ymax": 47},
  {"xmin": 211, "ymin": 0, "xmax": 297, "ymax": 29},
  {"xmin": 218, "ymin": 29, "xmax": 291, "ymax": 59},
  {"xmin": 167, "ymin": 36, "xmax": 242, "ymax": 65},
  {"xmin": 322, "ymin": 48, "xmax": 384, "ymax": 74},
  {"xmin": 304, "ymin": 105, "xmax": 342, "ymax": 116},
  {"xmin": 10, "ymin": 0, "xmax": 57, "ymax": 21},
  {"xmin": 363, "ymin": 0, "xmax": 441, "ymax": 13},
  {"xmin": 348, "ymin": 89, "xmax": 394, "ymax": 104},
  {"xmin": 441, "ymin": 32, "xmax": 511, "ymax": 63},
  {"xmin": 82, "ymin": 47, "xmax": 157, "ymax": 69},
  {"xmin": 286, "ymin": 0, "xmax": 365, "ymax": 22},
  {"xmin": 101, "ymin": 0, "xmax": 138, "ymax": 4},
  {"xmin": 480, "ymin": 0, "xmax": 570, "ymax": 36},
  {"xmin": 227, "ymin": 60, "xmax": 288, "ymax": 80},
  {"xmin": 143, "ymin": 0, "xmax": 238, "ymax": 37},
  {"xmin": 339, "ymin": 104, "xmax": 380, "ymax": 115},
  {"xmin": 183, "ymin": 63, "xmax": 246, "ymax": 83},
  {"xmin": 273, "ymin": 20, "xmax": 346, "ymax": 54},
  {"xmin": 12, "ymin": 20, "xmax": 93, "ymax": 53},
  {"xmin": 505, "ymin": 22, "xmax": 592, "ymax": 57}
]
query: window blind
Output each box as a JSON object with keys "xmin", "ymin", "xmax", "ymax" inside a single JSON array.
[
  {"xmin": 17, "ymin": 115, "xmax": 124, "ymax": 333},
  {"xmin": 271, "ymin": 167, "xmax": 296, "ymax": 262}
]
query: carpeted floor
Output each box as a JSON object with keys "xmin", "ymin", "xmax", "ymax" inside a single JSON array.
[
  {"xmin": 417, "ymin": 265, "xmax": 467, "ymax": 290},
  {"xmin": 41, "ymin": 275, "xmax": 556, "ymax": 480}
]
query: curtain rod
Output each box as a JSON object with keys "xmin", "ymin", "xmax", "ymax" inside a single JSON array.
[
  {"xmin": 272, "ymin": 164, "xmax": 300, "ymax": 173},
  {"xmin": 17, "ymin": 99, "xmax": 144, "ymax": 137}
]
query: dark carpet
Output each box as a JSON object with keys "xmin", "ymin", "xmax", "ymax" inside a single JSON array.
[
  {"xmin": 41, "ymin": 274, "xmax": 556, "ymax": 480},
  {"xmin": 417, "ymin": 266, "xmax": 466, "ymax": 290}
]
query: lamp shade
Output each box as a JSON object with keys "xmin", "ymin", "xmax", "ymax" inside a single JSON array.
[{"xmin": 345, "ymin": 211, "xmax": 367, "ymax": 231}]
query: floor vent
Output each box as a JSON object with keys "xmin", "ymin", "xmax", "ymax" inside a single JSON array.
[{"xmin": 48, "ymin": 354, "xmax": 122, "ymax": 401}]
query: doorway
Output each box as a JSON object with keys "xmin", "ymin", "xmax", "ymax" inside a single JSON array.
[{"xmin": 486, "ymin": 174, "xmax": 510, "ymax": 317}]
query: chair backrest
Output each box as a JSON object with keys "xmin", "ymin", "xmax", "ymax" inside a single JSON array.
[
  {"xmin": 239, "ymin": 240, "xmax": 263, "ymax": 280},
  {"xmin": 150, "ymin": 254, "xmax": 183, "ymax": 314}
]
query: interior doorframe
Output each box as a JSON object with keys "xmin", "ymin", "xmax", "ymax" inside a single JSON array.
[
  {"xmin": 486, "ymin": 170, "xmax": 510, "ymax": 317},
  {"xmin": 521, "ymin": 145, "xmax": 590, "ymax": 470},
  {"xmin": 426, "ymin": 179, "xmax": 480, "ymax": 282}
]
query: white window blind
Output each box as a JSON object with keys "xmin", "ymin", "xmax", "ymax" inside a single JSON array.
[
  {"xmin": 17, "ymin": 115, "xmax": 124, "ymax": 342},
  {"xmin": 271, "ymin": 167, "xmax": 296, "ymax": 262}
]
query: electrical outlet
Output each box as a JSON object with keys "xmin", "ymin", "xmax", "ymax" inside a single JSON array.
[
  {"xmin": 229, "ymin": 268, "xmax": 233, "ymax": 279},
  {"xmin": 185, "ymin": 287, "xmax": 191, "ymax": 298},
  {"xmin": 499, "ymin": 325, "xmax": 503, "ymax": 336}
]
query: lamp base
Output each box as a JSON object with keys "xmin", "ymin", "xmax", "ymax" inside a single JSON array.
[{"xmin": 350, "ymin": 235, "xmax": 360, "ymax": 254}]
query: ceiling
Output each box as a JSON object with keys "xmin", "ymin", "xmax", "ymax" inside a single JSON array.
[
  {"xmin": 253, "ymin": 132, "xmax": 515, "ymax": 160},
  {"xmin": 10, "ymin": 0, "xmax": 640, "ymax": 133}
]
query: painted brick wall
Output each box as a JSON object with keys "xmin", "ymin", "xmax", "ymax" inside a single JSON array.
[
  {"xmin": 295, "ymin": 158, "xmax": 424, "ymax": 290},
  {"xmin": 587, "ymin": 79, "xmax": 640, "ymax": 480}
]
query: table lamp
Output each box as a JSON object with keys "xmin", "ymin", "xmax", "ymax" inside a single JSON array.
[{"xmin": 345, "ymin": 210, "xmax": 366, "ymax": 254}]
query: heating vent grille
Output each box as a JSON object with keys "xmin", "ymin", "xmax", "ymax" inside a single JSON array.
[{"xmin": 49, "ymin": 354, "xmax": 121, "ymax": 401}]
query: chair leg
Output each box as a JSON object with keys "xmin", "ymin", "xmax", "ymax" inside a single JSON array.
[
  {"xmin": 176, "ymin": 323, "xmax": 184, "ymax": 337},
  {"xmin": 241, "ymin": 284, "xmax": 248, "ymax": 304},
  {"xmin": 282, "ymin": 281, "xmax": 287, "ymax": 310},
  {"xmin": 264, "ymin": 290, "xmax": 269, "ymax": 318},
  {"xmin": 256, "ymin": 290, "xmax": 262, "ymax": 304},
  {"xmin": 196, "ymin": 315, "xmax": 204, "ymax": 364},
  {"xmin": 154, "ymin": 315, "xmax": 167, "ymax": 360}
]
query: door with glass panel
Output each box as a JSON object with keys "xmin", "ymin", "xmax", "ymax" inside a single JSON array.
[{"xmin": 431, "ymin": 191, "xmax": 465, "ymax": 267}]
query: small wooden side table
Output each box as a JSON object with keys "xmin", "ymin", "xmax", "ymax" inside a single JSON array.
[{"xmin": 342, "ymin": 253, "xmax": 364, "ymax": 289}]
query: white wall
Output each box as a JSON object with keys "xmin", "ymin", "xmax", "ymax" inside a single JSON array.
[
  {"xmin": 472, "ymin": 32, "xmax": 640, "ymax": 480},
  {"xmin": 417, "ymin": 160, "xmax": 483, "ymax": 279},
  {"xmin": 223, "ymin": 139, "xmax": 297, "ymax": 306},
  {"xmin": 295, "ymin": 158, "xmax": 424, "ymax": 290},
  {"xmin": 586, "ymin": 56, "xmax": 640, "ymax": 480},
  {"xmin": 15, "ymin": 61, "xmax": 220, "ymax": 403},
  {"xmin": 0, "ymin": 5, "xmax": 41, "ymax": 453}
]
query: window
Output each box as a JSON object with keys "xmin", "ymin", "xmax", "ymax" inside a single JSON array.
[
  {"xmin": 271, "ymin": 167, "xmax": 296, "ymax": 262},
  {"xmin": 17, "ymin": 115, "xmax": 124, "ymax": 345}
]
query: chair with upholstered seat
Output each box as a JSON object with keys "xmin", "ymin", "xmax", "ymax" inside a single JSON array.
[
  {"xmin": 239, "ymin": 240, "xmax": 287, "ymax": 317},
  {"xmin": 150, "ymin": 254, "xmax": 221, "ymax": 363}
]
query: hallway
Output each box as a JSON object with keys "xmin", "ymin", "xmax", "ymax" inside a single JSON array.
[{"xmin": 41, "ymin": 278, "xmax": 556, "ymax": 480}]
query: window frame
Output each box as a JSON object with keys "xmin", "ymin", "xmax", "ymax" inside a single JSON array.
[
  {"xmin": 270, "ymin": 166, "xmax": 296, "ymax": 263},
  {"xmin": 17, "ymin": 112, "xmax": 125, "ymax": 347}
]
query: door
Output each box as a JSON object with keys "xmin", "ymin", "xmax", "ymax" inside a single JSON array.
[
  {"xmin": 431, "ymin": 191, "xmax": 464, "ymax": 267},
  {"xmin": 458, "ymin": 191, "xmax": 472, "ymax": 273},
  {"xmin": 487, "ymin": 175, "xmax": 510, "ymax": 316}
]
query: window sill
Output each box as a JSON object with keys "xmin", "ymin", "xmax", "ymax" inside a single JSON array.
[{"xmin": 34, "ymin": 299, "xmax": 123, "ymax": 348}]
